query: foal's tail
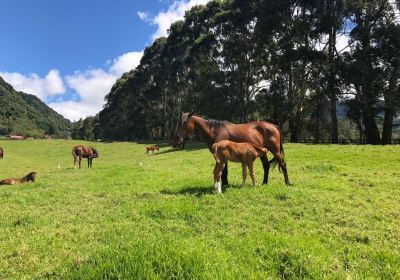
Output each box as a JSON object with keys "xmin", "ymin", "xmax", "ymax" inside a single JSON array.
[{"xmin": 211, "ymin": 143, "xmax": 218, "ymax": 154}]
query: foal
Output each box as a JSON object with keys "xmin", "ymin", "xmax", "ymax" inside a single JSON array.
[
  {"xmin": 0, "ymin": 171, "xmax": 37, "ymax": 185},
  {"xmin": 0, "ymin": 146, "xmax": 3, "ymax": 159},
  {"xmin": 146, "ymin": 145, "xmax": 159, "ymax": 154},
  {"xmin": 212, "ymin": 140, "xmax": 267, "ymax": 193}
]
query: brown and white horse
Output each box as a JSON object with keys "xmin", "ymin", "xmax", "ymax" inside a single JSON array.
[
  {"xmin": 0, "ymin": 171, "xmax": 37, "ymax": 185},
  {"xmin": 72, "ymin": 145, "xmax": 99, "ymax": 169},
  {"xmin": 175, "ymin": 112, "xmax": 291, "ymax": 186},
  {"xmin": 212, "ymin": 140, "xmax": 267, "ymax": 193}
]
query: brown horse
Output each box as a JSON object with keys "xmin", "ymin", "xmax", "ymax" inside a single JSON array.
[
  {"xmin": 0, "ymin": 146, "xmax": 3, "ymax": 159},
  {"xmin": 146, "ymin": 145, "xmax": 159, "ymax": 154},
  {"xmin": 212, "ymin": 140, "xmax": 267, "ymax": 193},
  {"xmin": 175, "ymin": 112, "xmax": 291, "ymax": 186},
  {"xmin": 72, "ymin": 145, "xmax": 99, "ymax": 169},
  {"xmin": 169, "ymin": 139, "xmax": 185, "ymax": 151},
  {"xmin": 0, "ymin": 171, "xmax": 37, "ymax": 185}
]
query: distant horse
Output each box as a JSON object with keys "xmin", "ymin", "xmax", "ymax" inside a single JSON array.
[
  {"xmin": 146, "ymin": 145, "xmax": 159, "ymax": 154},
  {"xmin": 169, "ymin": 139, "xmax": 185, "ymax": 151},
  {"xmin": 0, "ymin": 171, "xmax": 37, "ymax": 185},
  {"xmin": 212, "ymin": 140, "xmax": 267, "ymax": 193},
  {"xmin": 175, "ymin": 112, "xmax": 291, "ymax": 186},
  {"xmin": 72, "ymin": 145, "xmax": 99, "ymax": 169},
  {"xmin": 0, "ymin": 146, "xmax": 3, "ymax": 159}
]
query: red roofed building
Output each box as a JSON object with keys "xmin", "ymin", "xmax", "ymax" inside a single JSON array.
[{"xmin": 9, "ymin": 135, "xmax": 25, "ymax": 140}]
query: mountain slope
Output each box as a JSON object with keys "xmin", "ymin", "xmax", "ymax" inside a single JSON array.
[{"xmin": 0, "ymin": 76, "xmax": 71, "ymax": 138}]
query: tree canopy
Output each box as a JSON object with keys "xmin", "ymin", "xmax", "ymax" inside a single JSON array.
[{"xmin": 81, "ymin": 0, "xmax": 400, "ymax": 144}]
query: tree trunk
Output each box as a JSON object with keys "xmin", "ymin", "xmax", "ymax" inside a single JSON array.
[
  {"xmin": 328, "ymin": 2, "xmax": 338, "ymax": 144},
  {"xmin": 288, "ymin": 67, "xmax": 299, "ymax": 142},
  {"xmin": 315, "ymin": 95, "xmax": 320, "ymax": 144},
  {"xmin": 362, "ymin": 106, "xmax": 381, "ymax": 145},
  {"xmin": 382, "ymin": 106, "xmax": 394, "ymax": 145}
]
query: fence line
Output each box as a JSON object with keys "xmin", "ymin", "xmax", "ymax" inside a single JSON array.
[{"xmin": 292, "ymin": 139, "xmax": 400, "ymax": 145}]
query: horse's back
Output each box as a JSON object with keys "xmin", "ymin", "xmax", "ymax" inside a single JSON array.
[
  {"xmin": 226, "ymin": 121, "xmax": 280, "ymax": 147},
  {"xmin": 72, "ymin": 145, "xmax": 92, "ymax": 157}
]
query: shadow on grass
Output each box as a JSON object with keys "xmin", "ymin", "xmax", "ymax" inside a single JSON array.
[
  {"xmin": 160, "ymin": 184, "xmax": 242, "ymax": 197},
  {"xmin": 137, "ymin": 141, "xmax": 208, "ymax": 151}
]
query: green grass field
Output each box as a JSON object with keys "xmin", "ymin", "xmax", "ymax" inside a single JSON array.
[{"xmin": 0, "ymin": 140, "xmax": 399, "ymax": 279}]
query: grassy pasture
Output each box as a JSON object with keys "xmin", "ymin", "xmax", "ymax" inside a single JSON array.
[{"xmin": 0, "ymin": 140, "xmax": 399, "ymax": 279}]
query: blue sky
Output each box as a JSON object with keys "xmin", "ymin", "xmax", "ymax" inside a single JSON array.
[{"xmin": 0, "ymin": 0, "xmax": 211, "ymax": 121}]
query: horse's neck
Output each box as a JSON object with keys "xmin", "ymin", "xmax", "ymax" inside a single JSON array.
[{"xmin": 193, "ymin": 117, "xmax": 220, "ymax": 146}]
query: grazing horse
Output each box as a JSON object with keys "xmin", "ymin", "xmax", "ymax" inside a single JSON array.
[
  {"xmin": 146, "ymin": 145, "xmax": 159, "ymax": 154},
  {"xmin": 212, "ymin": 140, "xmax": 267, "ymax": 193},
  {"xmin": 175, "ymin": 112, "xmax": 291, "ymax": 186},
  {"xmin": 169, "ymin": 139, "xmax": 185, "ymax": 151},
  {"xmin": 72, "ymin": 145, "xmax": 99, "ymax": 169},
  {"xmin": 0, "ymin": 146, "xmax": 3, "ymax": 159},
  {"xmin": 0, "ymin": 171, "xmax": 37, "ymax": 185}
]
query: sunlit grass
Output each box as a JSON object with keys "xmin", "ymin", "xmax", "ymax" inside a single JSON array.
[{"xmin": 0, "ymin": 140, "xmax": 399, "ymax": 279}]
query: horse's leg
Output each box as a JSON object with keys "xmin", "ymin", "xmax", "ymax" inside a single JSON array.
[
  {"xmin": 260, "ymin": 155, "xmax": 270, "ymax": 185},
  {"xmin": 248, "ymin": 160, "xmax": 256, "ymax": 187},
  {"xmin": 281, "ymin": 161, "xmax": 291, "ymax": 186},
  {"xmin": 214, "ymin": 162, "xmax": 224, "ymax": 194},
  {"xmin": 241, "ymin": 163, "xmax": 247, "ymax": 187},
  {"xmin": 79, "ymin": 155, "xmax": 82, "ymax": 169},
  {"xmin": 221, "ymin": 162, "xmax": 228, "ymax": 186},
  {"xmin": 213, "ymin": 162, "xmax": 220, "ymax": 193},
  {"xmin": 270, "ymin": 149, "xmax": 291, "ymax": 186},
  {"xmin": 74, "ymin": 156, "xmax": 77, "ymax": 170}
]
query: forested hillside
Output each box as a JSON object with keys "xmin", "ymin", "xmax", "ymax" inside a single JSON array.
[
  {"xmin": 84, "ymin": 0, "xmax": 399, "ymax": 144},
  {"xmin": 0, "ymin": 76, "xmax": 71, "ymax": 138}
]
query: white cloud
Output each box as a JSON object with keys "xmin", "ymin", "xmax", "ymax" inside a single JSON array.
[
  {"xmin": 139, "ymin": 0, "xmax": 212, "ymax": 41},
  {"xmin": 137, "ymin": 11, "xmax": 150, "ymax": 22},
  {"xmin": 1, "ymin": 51, "xmax": 142, "ymax": 122},
  {"xmin": 49, "ymin": 51, "xmax": 143, "ymax": 121},
  {"xmin": 2, "ymin": 1, "xmax": 211, "ymax": 122},
  {"xmin": 110, "ymin": 51, "xmax": 143, "ymax": 77},
  {"xmin": 336, "ymin": 34, "xmax": 350, "ymax": 53},
  {"xmin": 0, "ymin": 69, "xmax": 65, "ymax": 99},
  {"xmin": 49, "ymin": 101, "xmax": 100, "ymax": 123}
]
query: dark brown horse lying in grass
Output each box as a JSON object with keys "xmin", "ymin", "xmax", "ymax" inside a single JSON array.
[
  {"xmin": 212, "ymin": 140, "xmax": 267, "ymax": 193},
  {"xmin": 0, "ymin": 171, "xmax": 37, "ymax": 185},
  {"xmin": 175, "ymin": 112, "xmax": 291, "ymax": 186},
  {"xmin": 72, "ymin": 145, "xmax": 99, "ymax": 169}
]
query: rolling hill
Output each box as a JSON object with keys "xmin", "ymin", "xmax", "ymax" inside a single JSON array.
[{"xmin": 0, "ymin": 76, "xmax": 71, "ymax": 138}]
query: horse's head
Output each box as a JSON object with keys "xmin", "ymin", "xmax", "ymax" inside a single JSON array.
[
  {"xmin": 175, "ymin": 111, "xmax": 195, "ymax": 144},
  {"xmin": 24, "ymin": 171, "xmax": 37, "ymax": 182},
  {"xmin": 92, "ymin": 147, "xmax": 99, "ymax": 158}
]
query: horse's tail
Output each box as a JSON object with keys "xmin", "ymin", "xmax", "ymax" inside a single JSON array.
[{"xmin": 268, "ymin": 129, "xmax": 285, "ymax": 173}]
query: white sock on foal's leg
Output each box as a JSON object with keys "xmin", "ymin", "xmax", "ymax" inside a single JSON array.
[{"xmin": 214, "ymin": 181, "xmax": 222, "ymax": 194}]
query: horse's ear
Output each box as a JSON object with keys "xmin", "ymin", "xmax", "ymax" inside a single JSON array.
[{"xmin": 188, "ymin": 111, "xmax": 194, "ymax": 118}]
